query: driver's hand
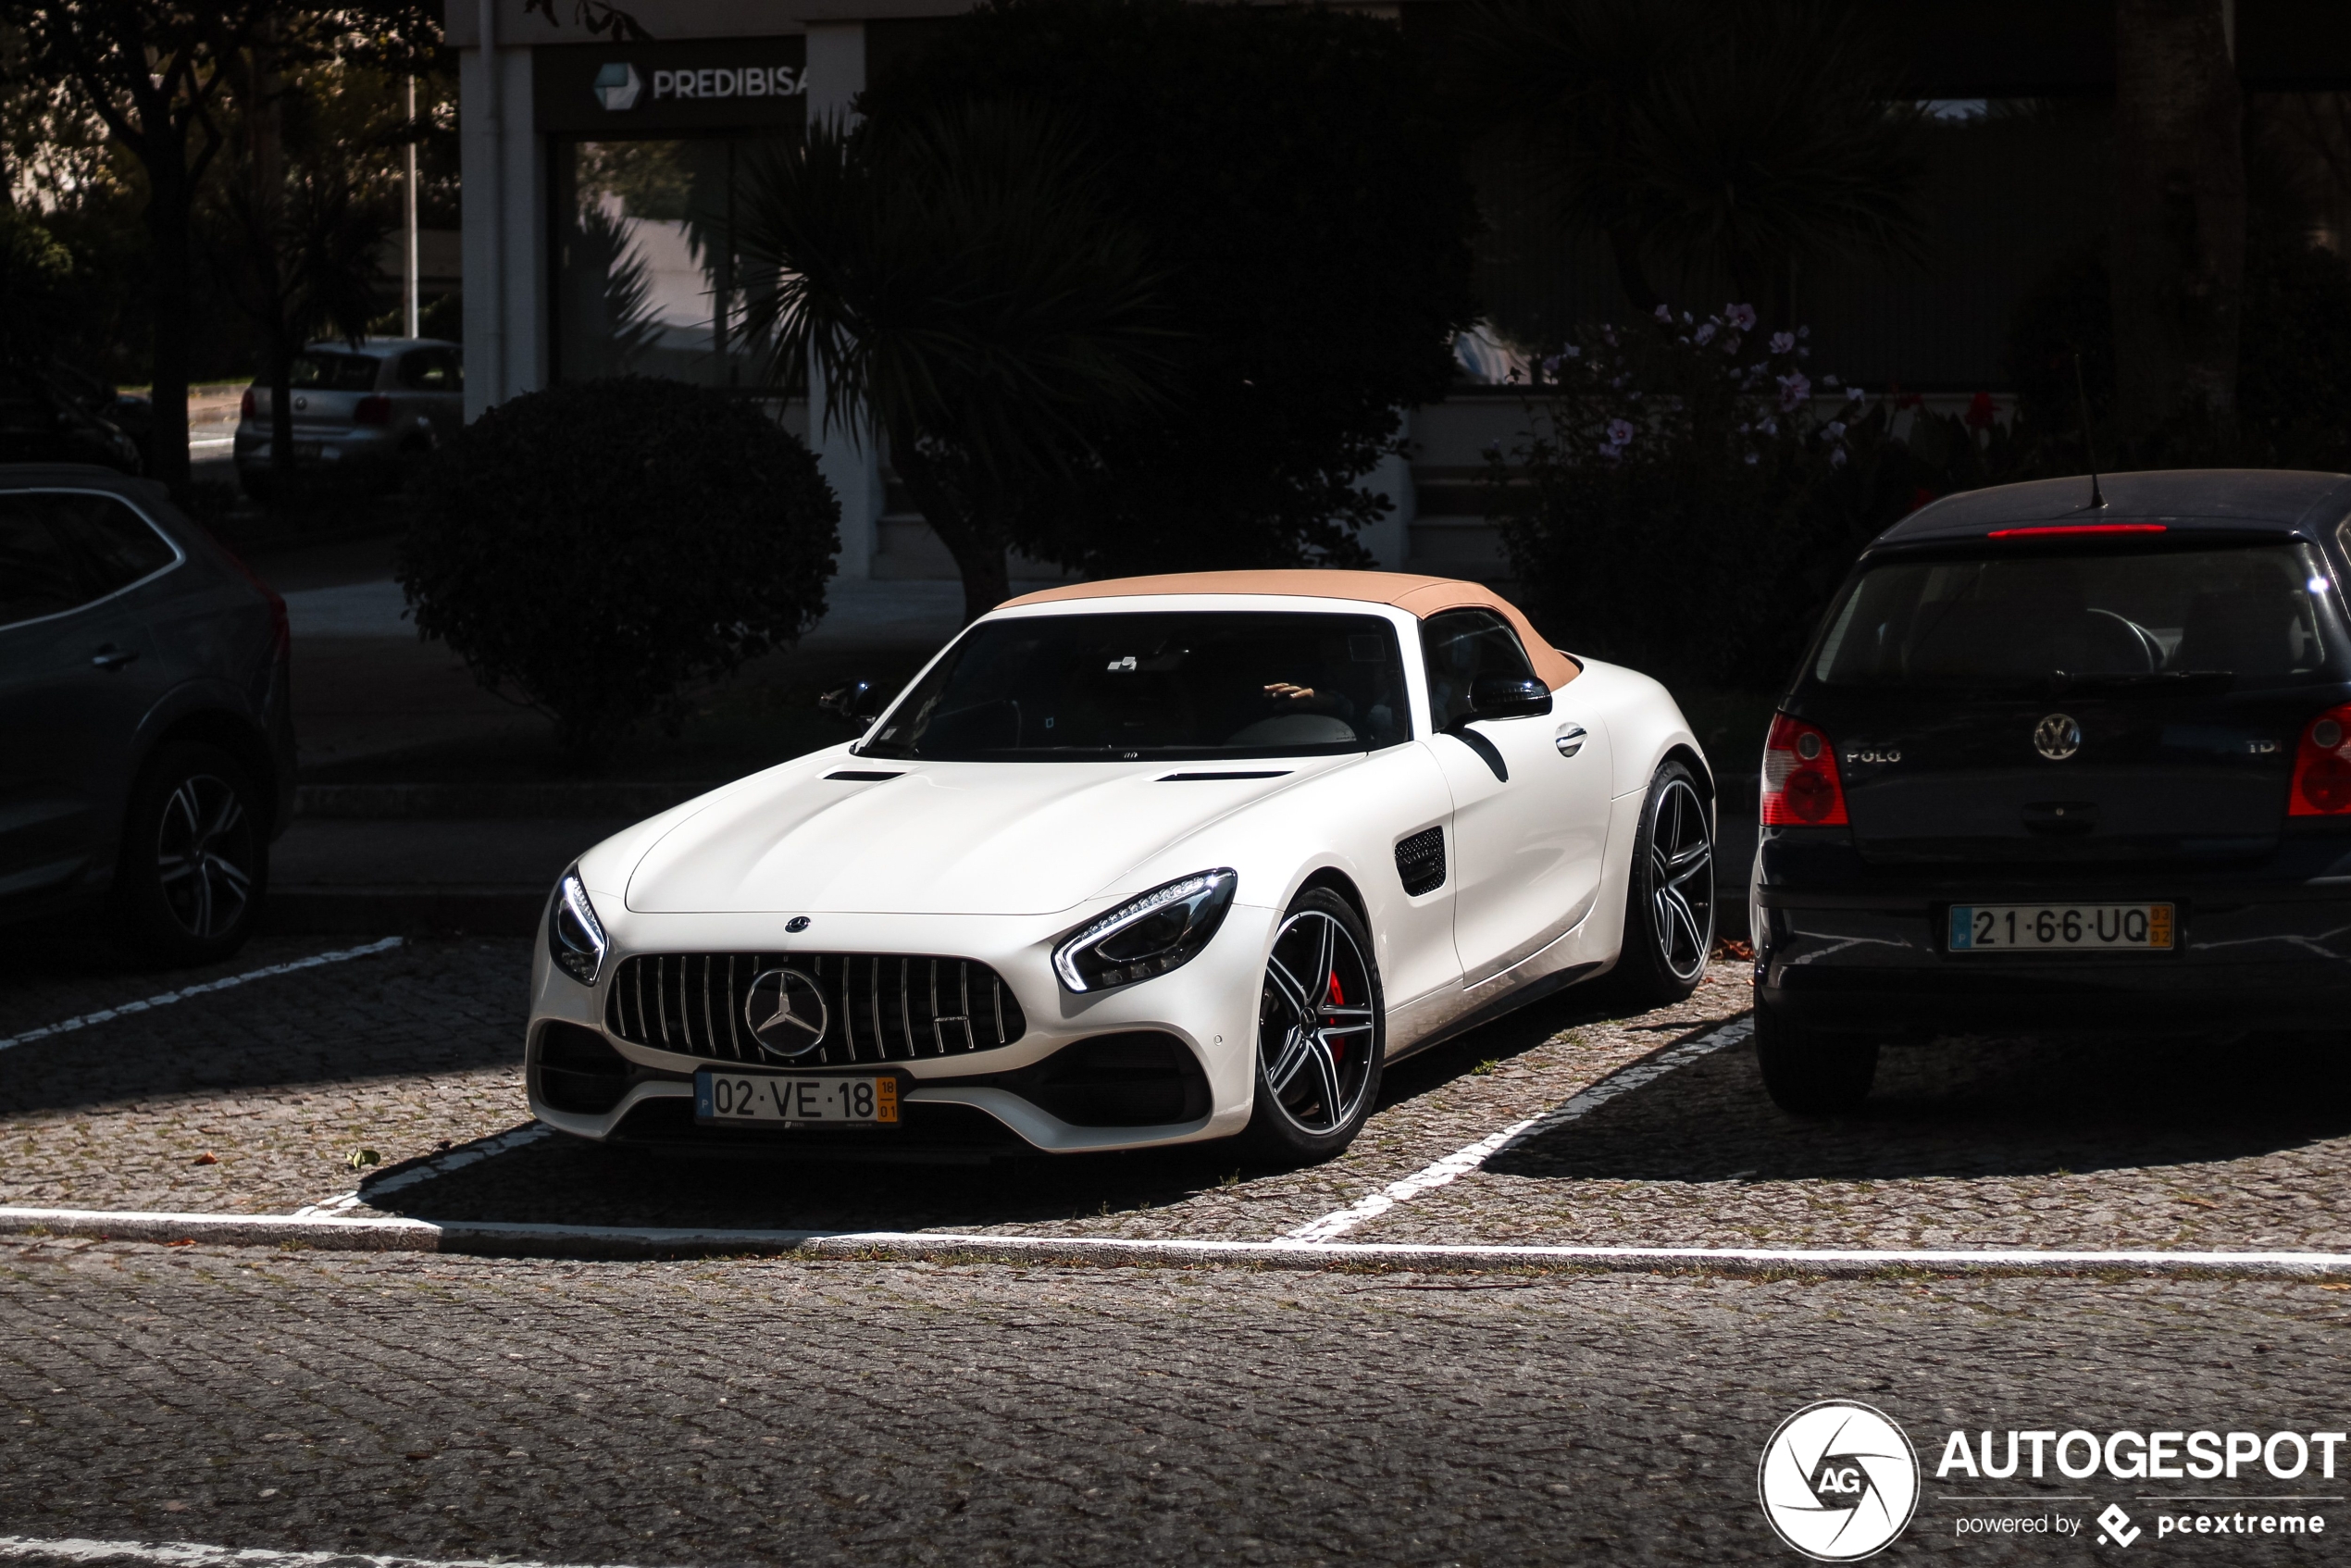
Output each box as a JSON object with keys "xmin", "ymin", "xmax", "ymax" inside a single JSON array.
[{"xmin": 1263, "ymin": 682, "xmax": 1316, "ymax": 701}]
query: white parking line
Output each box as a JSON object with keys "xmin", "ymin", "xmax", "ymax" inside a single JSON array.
[
  {"xmin": 0, "ymin": 939, "xmax": 404, "ymax": 1054},
  {"xmin": 1, "ymin": 1206, "xmax": 2345, "ymax": 1277},
  {"xmin": 1284, "ymin": 1016, "xmax": 1754, "ymax": 1242},
  {"xmin": 0, "ymin": 1536, "xmax": 634, "ymax": 1568},
  {"xmin": 292, "ymin": 1124, "xmax": 555, "ymax": 1217}
]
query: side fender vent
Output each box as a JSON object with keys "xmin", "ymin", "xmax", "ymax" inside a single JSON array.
[{"xmin": 1395, "ymin": 826, "xmax": 1446, "ymax": 896}]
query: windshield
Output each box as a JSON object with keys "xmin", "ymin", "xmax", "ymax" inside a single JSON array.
[
  {"xmin": 862, "ymin": 611, "xmax": 1412, "ymax": 761},
  {"xmin": 1811, "ymin": 542, "xmax": 2340, "ymax": 691},
  {"xmin": 288, "ymin": 352, "xmax": 380, "ymax": 392}
]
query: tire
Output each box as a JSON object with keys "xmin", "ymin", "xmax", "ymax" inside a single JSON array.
[
  {"xmin": 111, "ymin": 741, "xmax": 268, "ymax": 967},
  {"xmin": 1754, "ymin": 997, "xmax": 1878, "ymax": 1115},
  {"xmin": 1609, "ymin": 759, "xmax": 1716, "ymax": 1007},
  {"xmin": 1238, "ymin": 887, "xmax": 1386, "ymax": 1166}
]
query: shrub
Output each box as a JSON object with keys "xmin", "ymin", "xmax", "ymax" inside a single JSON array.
[
  {"xmin": 399, "ymin": 377, "xmax": 840, "ymax": 759},
  {"xmin": 1486, "ymin": 305, "xmax": 1947, "ymax": 691}
]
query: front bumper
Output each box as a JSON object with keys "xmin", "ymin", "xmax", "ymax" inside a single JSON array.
[
  {"xmin": 1754, "ymin": 826, "xmax": 2351, "ymax": 1032},
  {"xmin": 524, "ymin": 902, "xmax": 1278, "ymax": 1155}
]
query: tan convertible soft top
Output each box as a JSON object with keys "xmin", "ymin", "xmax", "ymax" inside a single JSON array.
[{"xmin": 1001, "ymin": 569, "xmax": 1581, "ymax": 691}]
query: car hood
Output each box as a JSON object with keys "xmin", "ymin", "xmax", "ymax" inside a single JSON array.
[{"xmin": 624, "ymin": 753, "xmax": 1348, "ymax": 915}]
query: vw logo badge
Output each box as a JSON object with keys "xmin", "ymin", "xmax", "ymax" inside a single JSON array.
[
  {"xmin": 2033, "ymin": 713, "xmax": 2082, "ymax": 761},
  {"xmin": 743, "ymin": 967, "xmax": 828, "ymax": 1059}
]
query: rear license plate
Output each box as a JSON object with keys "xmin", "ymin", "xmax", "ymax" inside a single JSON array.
[
  {"xmin": 1947, "ymin": 903, "xmax": 2174, "ymax": 952},
  {"xmin": 291, "ymin": 441, "xmax": 322, "ymax": 460},
  {"xmin": 694, "ymin": 1071, "xmax": 899, "ymax": 1126}
]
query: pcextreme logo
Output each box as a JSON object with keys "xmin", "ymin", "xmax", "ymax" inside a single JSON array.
[{"xmin": 1758, "ymin": 1400, "xmax": 1922, "ymax": 1562}]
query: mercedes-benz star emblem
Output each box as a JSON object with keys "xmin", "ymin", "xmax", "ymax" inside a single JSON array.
[
  {"xmin": 743, "ymin": 967, "xmax": 828, "ymax": 1059},
  {"xmin": 2033, "ymin": 713, "xmax": 2082, "ymax": 761}
]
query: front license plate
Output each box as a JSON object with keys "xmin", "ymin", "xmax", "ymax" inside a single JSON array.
[
  {"xmin": 694, "ymin": 1071, "xmax": 899, "ymax": 1126},
  {"xmin": 1947, "ymin": 902, "xmax": 2174, "ymax": 952}
]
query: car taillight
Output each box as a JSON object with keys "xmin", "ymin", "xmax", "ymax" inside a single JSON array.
[
  {"xmin": 2289, "ymin": 703, "xmax": 2351, "ymax": 815},
  {"xmin": 240, "ymin": 387, "xmax": 256, "ymax": 417},
  {"xmin": 354, "ymin": 394, "xmax": 392, "ymax": 425},
  {"xmin": 1761, "ymin": 712, "xmax": 1848, "ymax": 826}
]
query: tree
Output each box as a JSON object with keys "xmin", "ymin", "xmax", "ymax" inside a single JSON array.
[
  {"xmin": 0, "ymin": 2, "xmax": 434, "ymax": 492},
  {"xmin": 855, "ymin": 0, "xmax": 1480, "ymax": 584},
  {"xmin": 2109, "ymin": 0, "xmax": 2245, "ymax": 440},
  {"xmin": 205, "ymin": 56, "xmax": 399, "ymax": 497},
  {"xmin": 735, "ymin": 101, "xmax": 1175, "ymax": 622},
  {"xmin": 1453, "ymin": 0, "xmax": 1924, "ymax": 323}
]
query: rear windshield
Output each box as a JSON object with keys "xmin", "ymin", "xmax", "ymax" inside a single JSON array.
[
  {"xmin": 288, "ymin": 352, "xmax": 380, "ymax": 392},
  {"xmin": 1812, "ymin": 543, "xmax": 2340, "ymax": 690},
  {"xmin": 862, "ymin": 611, "xmax": 1411, "ymax": 761}
]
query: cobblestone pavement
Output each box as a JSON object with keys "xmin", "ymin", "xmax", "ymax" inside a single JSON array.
[
  {"xmin": 7, "ymin": 933, "xmax": 2351, "ymax": 1255},
  {"xmin": 0, "ymin": 937, "xmax": 526, "ymax": 1216},
  {"xmin": 1, "ymin": 1241, "xmax": 2346, "ymax": 1566}
]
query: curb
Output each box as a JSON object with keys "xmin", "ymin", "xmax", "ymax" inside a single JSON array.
[
  {"xmin": 261, "ymin": 887, "xmax": 543, "ymax": 937},
  {"xmin": 294, "ymin": 782, "xmax": 723, "ymax": 820},
  {"xmin": 5, "ymin": 1208, "xmax": 2347, "ymax": 1278}
]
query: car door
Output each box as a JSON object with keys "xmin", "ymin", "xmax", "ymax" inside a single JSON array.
[
  {"xmin": 1420, "ymin": 607, "xmax": 1615, "ymax": 986},
  {"xmin": 0, "ymin": 491, "xmax": 172, "ymax": 906}
]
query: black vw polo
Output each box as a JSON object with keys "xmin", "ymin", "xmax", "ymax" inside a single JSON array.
[{"xmin": 1750, "ymin": 468, "xmax": 2351, "ymax": 1113}]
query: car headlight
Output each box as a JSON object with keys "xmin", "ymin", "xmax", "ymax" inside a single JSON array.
[
  {"xmin": 548, "ymin": 865, "xmax": 608, "ymax": 986},
  {"xmin": 1053, "ymin": 869, "xmax": 1238, "ymax": 993}
]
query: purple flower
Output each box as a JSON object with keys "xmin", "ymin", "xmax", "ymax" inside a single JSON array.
[
  {"xmin": 1759, "ymin": 416, "xmax": 1779, "ymax": 436},
  {"xmin": 1775, "ymin": 371, "xmax": 1812, "ymax": 411},
  {"xmin": 1822, "ymin": 375, "xmax": 1841, "ymax": 388},
  {"xmin": 1607, "ymin": 417, "xmax": 1636, "ymax": 447},
  {"xmin": 1797, "ymin": 325, "xmax": 1810, "ymax": 339},
  {"xmin": 1694, "ymin": 322, "xmax": 1718, "ymax": 346},
  {"xmin": 1563, "ymin": 342, "xmax": 1582, "ymax": 359},
  {"xmin": 1600, "ymin": 326, "xmax": 1618, "ymax": 347},
  {"xmin": 1722, "ymin": 333, "xmax": 1742, "ymax": 356},
  {"xmin": 1653, "ymin": 303, "xmax": 1673, "ymax": 323},
  {"xmin": 1743, "ymin": 450, "xmax": 1760, "ymax": 466},
  {"xmin": 1825, "ymin": 419, "xmax": 1847, "ymax": 440},
  {"xmin": 1541, "ymin": 355, "xmax": 1561, "ymax": 375},
  {"xmin": 1829, "ymin": 446, "xmax": 1848, "ymax": 468},
  {"xmin": 1770, "ymin": 330, "xmax": 1795, "ymax": 355},
  {"xmin": 1726, "ymin": 303, "xmax": 1758, "ymax": 332},
  {"xmin": 1847, "ymin": 385, "xmax": 1866, "ymax": 403}
]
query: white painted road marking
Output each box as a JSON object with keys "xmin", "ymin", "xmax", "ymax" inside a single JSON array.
[
  {"xmin": 4, "ymin": 1206, "xmax": 2345, "ymax": 1277},
  {"xmin": 0, "ymin": 939, "xmax": 405, "ymax": 1054},
  {"xmin": 0, "ymin": 1536, "xmax": 636, "ymax": 1568},
  {"xmin": 1284, "ymin": 1016, "xmax": 1754, "ymax": 1242},
  {"xmin": 292, "ymin": 1125, "xmax": 555, "ymax": 1217}
]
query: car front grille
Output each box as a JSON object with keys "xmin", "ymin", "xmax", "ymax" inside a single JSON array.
[{"xmin": 603, "ymin": 952, "xmax": 1027, "ymax": 1066}]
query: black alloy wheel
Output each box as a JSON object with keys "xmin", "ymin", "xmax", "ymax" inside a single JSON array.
[
  {"xmin": 1241, "ymin": 887, "xmax": 1385, "ymax": 1165},
  {"xmin": 1610, "ymin": 760, "xmax": 1715, "ymax": 1005},
  {"xmin": 113, "ymin": 741, "xmax": 267, "ymax": 966}
]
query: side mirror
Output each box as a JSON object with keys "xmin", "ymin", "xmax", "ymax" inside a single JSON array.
[
  {"xmin": 1465, "ymin": 674, "xmax": 1553, "ymax": 722},
  {"xmin": 818, "ymin": 678, "xmax": 885, "ymax": 724}
]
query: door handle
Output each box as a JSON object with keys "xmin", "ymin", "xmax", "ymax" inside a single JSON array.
[
  {"xmin": 91, "ymin": 645, "xmax": 139, "ymax": 671},
  {"xmin": 1555, "ymin": 724, "xmax": 1586, "ymax": 757}
]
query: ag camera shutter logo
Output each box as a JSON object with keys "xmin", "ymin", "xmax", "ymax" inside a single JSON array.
[{"xmin": 1758, "ymin": 1400, "xmax": 1921, "ymax": 1561}]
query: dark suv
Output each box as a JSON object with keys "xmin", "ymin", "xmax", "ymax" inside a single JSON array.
[
  {"xmin": 1751, "ymin": 468, "xmax": 2351, "ymax": 1112},
  {"xmin": 0, "ymin": 465, "xmax": 295, "ymax": 964}
]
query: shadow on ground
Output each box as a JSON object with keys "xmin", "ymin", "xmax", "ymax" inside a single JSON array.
[
  {"xmin": 1486, "ymin": 1029, "xmax": 2351, "ymax": 1184},
  {"xmin": 361, "ymin": 981, "xmax": 1670, "ymax": 1233}
]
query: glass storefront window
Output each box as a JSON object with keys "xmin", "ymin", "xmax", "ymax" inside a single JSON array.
[{"xmin": 552, "ymin": 136, "xmax": 796, "ymax": 391}]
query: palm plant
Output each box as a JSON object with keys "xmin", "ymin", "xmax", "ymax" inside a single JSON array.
[
  {"xmin": 1456, "ymin": 0, "xmax": 1924, "ymax": 320},
  {"xmin": 734, "ymin": 100, "xmax": 1175, "ymax": 622}
]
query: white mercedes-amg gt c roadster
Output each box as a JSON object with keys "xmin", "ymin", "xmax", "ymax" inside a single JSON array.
[{"xmin": 526, "ymin": 570, "xmax": 1715, "ymax": 1165}]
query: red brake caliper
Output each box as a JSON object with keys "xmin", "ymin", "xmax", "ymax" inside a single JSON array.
[{"xmin": 1325, "ymin": 971, "xmax": 1346, "ymax": 1060}]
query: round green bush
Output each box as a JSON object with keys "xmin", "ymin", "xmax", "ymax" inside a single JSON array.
[{"xmin": 399, "ymin": 376, "xmax": 840, "ymax": 758}]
